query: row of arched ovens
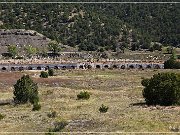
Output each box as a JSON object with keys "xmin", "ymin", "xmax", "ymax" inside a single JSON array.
[{"xmin": 0, "ymin": 63, "xmax": 164, "ymax": 71}]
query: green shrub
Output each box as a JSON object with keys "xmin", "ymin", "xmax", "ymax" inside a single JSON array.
[
  {"xmin": 142, "ymin": 72, "xmax": 180, "ymax": 106},
  {"xmin": 13, "ymin": 75, "xmax": 39, "ymax": 104},
  {"xmin": 0, "ymin": 114, "xmax": 5, "ymax": 120},
  {"xmin": 48, "ymin": 69, "xmax": 54, "ymax": 76},
  {"xmin": 77, "ymin": 91, "xmax": 90, "ymax": 100},
  {"xmin": 40, "ymin": 71, "xmax": 48, "ymax": 78},
  {"xmin": 164, "ymin": 53, "xmax": 180, "ymax": 69},
  {"xmin": 164, "ymin": 59, "xmax": 180, "ymax": 69},
  {"xmin": 49, "ymin": 121, "xmax": 68, "ymax": 132},
  {"xmin": 47, "ymin": 111, "xmax": 57, "ymax": 118},
  {"xmin": 32, "ymin": 103, "xmax": 41, "ymax": 111},
  {"xmin": 99, "ymin": 104, "xmax": 109, "ymax": 113}
]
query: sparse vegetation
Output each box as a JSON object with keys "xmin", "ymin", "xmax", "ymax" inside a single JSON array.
[
  {"xmin": 48, "ymin": 69, "xmax": 54, "ymax": 76},
  {"xmin": 142, "ymin": 72, "xmax": 180, "ymax": 106},
  {"xmin": 32, "ymin": 103, "xmax": 41, "ymax": 111},
  {"xmin": 40, "ymin": 71, "xmax": 49, "ymax": 78},
  {"xmin": 77, "ymin": 91, "xmax": 90, "ymax": 100},
  {"xmin": 7, "ymin": 45, "xmax": 18, "ymax": 58},
  {"xmin": 99, "ymin": 104, "xmax": 109, "ymax": 113},
  {"xmin": 0, "ymin": 70, "xmax": 180, "ymax": 132},
  {"xmin": 0, "ymin": 114, "xmax": 5, "ymax": 120},
  {"xmin": 47, "ymin": 111, "xmax": 57, "ymax": 118},
  {"xmin": 49, "ymin": 121, "xmax": 68, "ymax": 132}
]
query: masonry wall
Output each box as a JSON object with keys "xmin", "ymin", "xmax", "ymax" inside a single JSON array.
[{"xmin": 0, "ymin": 62, "xmax": 164, "ymax": 71}]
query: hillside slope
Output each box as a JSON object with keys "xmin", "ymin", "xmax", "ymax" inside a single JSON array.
[
  {"xmin": 0, "ymin": 29, "xmax": 51, "ymax": 54},
  {"xmin": 0, "ymin": 1, "xmax": 179, "ymax": 51}
]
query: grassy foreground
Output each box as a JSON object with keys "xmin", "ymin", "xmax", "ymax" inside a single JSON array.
[{"xmin": 0, "ymin": 69, "xmax": 179, "ymax": 134}]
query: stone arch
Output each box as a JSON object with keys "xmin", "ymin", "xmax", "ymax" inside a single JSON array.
[
  {"xmin": 87, "ymin": 65, "xmax": 92, "ymax": 69},
  {"xmin": 138, "ymin": 65, "xmax": 143, "ymax": 69},
  {"xmin": 45, "ymin": 66, "xmax": 50, "ymax": 70},
  {"xmin": 79, "ymin": 65, "xmax": 84, "ymax": 69},
  {"xmin": 11, "ymin": 67, "xmax": 15, "ymax": 71},
  {"xmin": 129, "ymin": 65, "xmax": 134, "ymax": 69},
  {"xmin": 19, "ymin": 67, "xmax": 24, "ymax": 71},
  {"xmin": 37, "ymin": 66, "xmax": 41, "ymax": 70},
  {"xmin": 104, "ymin": 65, "xmax": 109, "ymax": 68},
  {"xmin": 113, "ymin": 65, "xmax": 118, "ymax": 69},
  {"xmin": 28, "ymin": 66, "xmax": 33, "ymax": 70},
  {"xmin": 121, "ymin": 65, "xmax": 126, "ymax": 69},
  {"xmin": 154, "ymin": 64, "xmax": 160, "ymax": 69},
  {"xmin": 146, "ymin": 65, "xmax": 152, "ymax": 69},
  {"xmin": 2, "ymin": 67, "xmax": 6, "ymax": 70},
  {"xmin": 96, "ymin": 65, "xmax": 101, "ymax": 69},
  {"xmin": 71, "ymin": 66, "xmax": 75, "ymax": 69},
  {"xmin": 62, "ymin": 66, "xmax": 66, "ymax": 70},
  {"xmin": 54, "ymin": 66, "xmax": 58, "ymax": 69}
]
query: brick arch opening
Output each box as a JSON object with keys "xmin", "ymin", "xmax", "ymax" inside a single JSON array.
[
  {"xmin": 79, "ymin": 65, "xmax": 84, "ymax": 69},
  {"xmin": 19, "ymin": 67, "xmax": 24, "ymax": 71},
  {"xmin": 28, "ymin": 66, "xmax": 33, "ymax": 70},
  {"xmin": 138, "ymin": 65, "xmax": 143, "ymax": 69},
  {"xmin": 154, "ymin": 65, "xmax": 160, "ymax": 69},
  {"xmin": 37, "ymin": 66, "xmax": 41, "ymax": 70},
  {"xmin": 11, "ymin": 67, "xmax": 15, "ymax": 71},
  {"xmin": 121, "ymin": 65, "xmax": 125, "ymax": 69},
  {"xmin": 45, "ymin": 66, "xmax": 50, "ymax": 70},
  {"xmin": 104, "ymin": 65, "xmax": 109, "ymax": 68},
  {"xmin": 87, "ymin": 65, "xmax": 92, "ymax": 69},
  {"xmin": 71, "ymin": 66, "xmax": 75, "ymax": 69},
  {"xmin": 113, "ymin": 65, "xmax": 118, "ymax": 69},
  {"xmin": 96, "ymin": 65, "xmax": 101, "ymax": 69},
  {"xmin": 2, "ymin": 67, "xmax": 6, "ymax": 70},
  {"xmin": 54, "ymin": 66, "xmax": 58, "ymax": 69},
  {"xmin": 62, "ymin": 66, "xmax": 66, "ymax": 70},
  {"xmin": 129, "ymin": 65, "xmax": 134, "ymax": 69},
  {"xmin": 146, "ymin": 65, "xmax": 152, "ymax": 69}
]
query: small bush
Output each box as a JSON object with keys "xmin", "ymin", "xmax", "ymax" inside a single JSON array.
[
  {"xmin": 142, "ymin": 72, "xmax": 180, "ymax": 106},
  {"xmin": 48, "ymin": 69, "xmax": 54, "ymax": 76},
  {"xmin": 164, "ymin": 53, "xmax": 180, "ymax": 69},
  {"xmin": 32, "ymin": 103, "xmax": 41, "ymax": 111},
  {"xmin": 49, "ymin": 121, "xmax": 68, "ymax": 132},
  {"xmin": 0, "ymin": 114, "xmax": 5, "ymax": 120},
  {"xmin": 99, "ymin": 104, "xmax": 109, "ymax": 113},
  {"xmin": 40, "ymin": 71, "xmax": 48, "ymax": 78},
  {"xmin": 47, "ymin": 111, "xmax": 57, "ymax": 118},
  {"xmin": 77, "ymin": 91, "xmax": 90, "ymax": 100}
]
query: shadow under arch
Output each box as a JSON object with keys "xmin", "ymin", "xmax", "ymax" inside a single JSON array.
[
  {"xmin": 79, "ymin": 65, "xmax": 84, "ymax": 69},
  {"xmin": 129, "ymin": 65, "xmax": 134, "ymax": 69},
  {"xmin": 96, "ymin": 65, "xmax": 101, "ymax": 69},
  {"xmin": 2, "ymin": 67, "xmax": 6, "ymax": 71},
  {"xmin": 113, "ymin": 65, "xmax": 118, "ymax": 69},
  {"xmin": 154, "ymin": 64, "xmax": 160, "ymax": 69},
  {"xmin": 87, "ymin": 65, "xmax": 92, "ymax": 69},
  {"xmin": 28, "ymin": 66, "xmax": 33, "ymax": 70},
  {"xmin": 37, "ymin": 66, "xmax": 41, "ymax": 70},
  {"xmin": 54, "ymin": 66, "xmax": 58, "ymax": 69},
  {"xmin": 11, "ymin": 67, "xmax": 15, "ymax": 71},
  {"xmin": 104, "ymin": 65, "xmax": 109, "ymax": 68},
  {"xmin": 146, "ymin": 65, "xmax": 152, "ymax": 69},
  {"xmin": 19, "ymin": 67, "xmax": 24, "ymax": 71},
  {"xmin": 121, "ymin": 65, "xmax": 125, "ymax": 69}
]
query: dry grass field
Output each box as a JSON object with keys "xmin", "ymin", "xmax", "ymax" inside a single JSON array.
[{"xmin": 0, "ymin": 69, "xmax": 180, "ymax": 134}]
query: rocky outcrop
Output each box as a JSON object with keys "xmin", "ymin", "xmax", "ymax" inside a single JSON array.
[{"xmin": 0, "ymin": 29, "xmax": 51, "ymax": 54}]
